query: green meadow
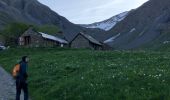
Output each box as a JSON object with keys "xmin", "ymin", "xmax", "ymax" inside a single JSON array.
[{"xmin": 0, "ymin": 48, "xmax": 170, "ymax": 100}]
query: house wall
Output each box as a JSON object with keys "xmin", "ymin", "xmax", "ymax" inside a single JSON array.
[
  {"xmin": 71, "ymin": 34, "xmax": 93, "ymax": 49},
  {"xmin": 30, "ymin": 35, "xmax": 43, "ymax": 47},
  {"xmin": 89, "ymin": 42, "xmax": 102, "ymax": 50},
  {"xmin": 20, "ymin": 31, "xmax": 45, "ymax": 47},
  {"xmin": 43, "ymin": 38, "xmax": 59, "ymax": 47},
  {"xmin": 19, "ymin": 31, "xmax": 68, "ymax": 47},
  {"xmin": 102, "ymin": 44, "xmax": 113, "ymax": 50}
]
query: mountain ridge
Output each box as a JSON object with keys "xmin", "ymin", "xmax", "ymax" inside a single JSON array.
[
  {"xmin": 105, "ymin": 0, "xmax": 170, "ymax": 49},
  {"xmin": 0, "ymin": 0, "xmax": 107, "ymax": 43},
  {"xmin": 80, "ymin": 11, "xmax": 129, "ymax": 31}
]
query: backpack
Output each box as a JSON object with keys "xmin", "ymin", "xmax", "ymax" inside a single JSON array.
[{"xmin": 12, "ymin": 64, "xmax": 20, "ymax": 78}]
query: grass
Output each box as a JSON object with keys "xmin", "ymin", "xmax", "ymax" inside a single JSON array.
[{"xmin": 0, "ymin": 48, "xmax": 170, "ymax": 100}]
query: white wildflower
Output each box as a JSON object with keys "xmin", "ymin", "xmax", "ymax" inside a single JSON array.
[
  {"xmin": 112, "ymin": 75, "xmax": 115, "ymax": 79},
  {"xmin": 159, "ymin": 74, "xmax": 162, "ymax": 77},
  {"xmin": 90, "ymin": 83, "xmax": 94, "ymax": 87}
]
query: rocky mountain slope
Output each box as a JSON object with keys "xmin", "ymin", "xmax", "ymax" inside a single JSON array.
[
  {"xmin": 80, "ymin": 11, "xmax": 129, "ymax": 31},
  {"xmin": 0, "ymin": 0, "xmax": 106, "ymax": 42},
  {"xmin": 106, "ymin": 0, "xmax": 170, "ymax": 49}
]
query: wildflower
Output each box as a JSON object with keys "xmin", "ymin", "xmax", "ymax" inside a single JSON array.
[
  {"xmin": 90, "ymin": 83, "xmax": 94, "ymax": 87},
  {"xmin": 112, "ymin": 75, "xmax": 115, "ymax": 79},
  {"xmin": 126, "ymin": 77, "xmax": 129, "ymax": 80},
  {"xmin": 81, "ymin": 76, "xmax": 84, "ymax": 80},
  {"xmin": 159, "ymin": 74, "xmax": 162, "ymax": 77}
]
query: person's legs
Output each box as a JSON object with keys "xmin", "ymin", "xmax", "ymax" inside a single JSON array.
[
  {"xmin": 16, "ymin": 80, "xmax": 21, "ymax": 100},
  {"xmin": 23, "ymin": 82, "xmax": 28, "ymax": 100}
]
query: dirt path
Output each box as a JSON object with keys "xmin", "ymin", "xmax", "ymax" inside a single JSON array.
[{"xmin": 0, "ymin": 66, "xmax": 24, "ymax": 100}]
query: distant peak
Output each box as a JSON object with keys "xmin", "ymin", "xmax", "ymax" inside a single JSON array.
[{"xmin": 80, "ymin": 11, "xmax": 129, "ymax": 31}]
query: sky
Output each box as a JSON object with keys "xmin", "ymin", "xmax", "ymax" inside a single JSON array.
[{"xmin": 38, "ymin": 0, "xmax": 149, "ymax": 24}]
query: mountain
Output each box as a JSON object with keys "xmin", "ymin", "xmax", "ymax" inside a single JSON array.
[
  {"xmin": 105, "ymin": 0, "xmax": 170, "ymax": 49},
  {"xmin": 0, "ymin": 0, "xmax": 106, "ymax": 42},
  {"xmin": 80, "ymin": 11, "xmax": 129, "ymax": 31}
]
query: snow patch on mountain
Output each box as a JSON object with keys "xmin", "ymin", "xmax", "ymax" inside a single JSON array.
[
  {"xmin": 104, "ymin": 33, "xmax": 121, "ymax": 43},
  {"xmin": 80, "ymin": 11, "xmax": 129, "ymax": 31}
]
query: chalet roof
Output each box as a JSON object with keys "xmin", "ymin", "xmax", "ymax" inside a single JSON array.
[
  {"xmin": 80, "ymin": 32, "xmax": 102, "ymax": 45},
  {"xmin": 23, "ymin": 27, "xmax": 37, "ymax": 35},
  {"xmin": 39, "ymin": 32, "xmax": 68, "ymax": 44},
  {"xmin": 79, "ymin": 32, "xmax": 102, "ymax": 45}
]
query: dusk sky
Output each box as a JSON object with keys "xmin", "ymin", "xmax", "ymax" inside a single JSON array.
[{"xmin": 38, "ymin": 0, "xmax": 149, "ymax": 24}]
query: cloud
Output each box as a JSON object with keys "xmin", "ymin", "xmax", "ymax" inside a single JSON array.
[{"xmin": 38, "ymin": 0, "xmax": 149, "ymax": 24}]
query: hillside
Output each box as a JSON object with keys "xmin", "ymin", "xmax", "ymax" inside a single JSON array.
[
  {"xmin": 106, "ymin": 0, "xmax": 170, "ymax": 49},
  {"xmin": 1, "ymin": 48, "xmax": 170, "ymax": 100},
  {"xmin": 80, "ymin": 11, "xmax": 129, "ymax": 31},
  {"xmin": 0, "ymin": 0, "xmax": 106, "ymax": 43}
]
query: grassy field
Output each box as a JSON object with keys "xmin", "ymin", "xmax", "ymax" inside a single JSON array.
[{"xmin": 0, "ymin": 48, "xmax": 170, "ymax": 100}]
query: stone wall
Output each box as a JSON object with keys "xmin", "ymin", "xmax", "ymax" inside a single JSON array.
[
  {"xmin": 19, "ymin": 30, "xmax": 67, "ymax": 47},
  {"xmin": 19, "ymin": 31, "xmax": 44, "ymax": 47},
  {"xmin": 71, "ymin": 34, "xmax": 93, "ymax": 49}
]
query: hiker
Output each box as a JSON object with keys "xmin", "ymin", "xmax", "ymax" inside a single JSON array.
[{"xmin": 15, "ymin": 56, "xmax": 29, "ymax": 100}]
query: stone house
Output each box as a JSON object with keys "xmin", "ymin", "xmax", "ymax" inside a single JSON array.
[
  {"xmin": 70, "ymin": 32, "xmax": 103, "ymax": 50},
  {"xmin": 19, "ymin": 28, "xmax": 68, "ymax": 47}
]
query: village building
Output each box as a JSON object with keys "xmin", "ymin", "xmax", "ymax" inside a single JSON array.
[
  {"xmin": 19, "ymin": 28, "xmax": 68, "ymax": 47},
  {"xmin": 102, "ymin": 44, "xmax": 113, "ymax": 50},
  {"xmin": 70, "ymin": 32, "xmax": 103, "ymax": 50}
]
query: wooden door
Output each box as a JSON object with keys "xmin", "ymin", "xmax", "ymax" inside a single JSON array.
[{"xmin": 24, "ymin": 36, "xmax": 31, "ymax": 45}]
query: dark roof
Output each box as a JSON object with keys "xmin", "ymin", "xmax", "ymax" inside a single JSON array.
[
  {"xmin": 71, "ymin": 32, "xmax": 102, "ymax": 46},
  {"xmin": 22, "ymin": 27, "xmax": 38, "ymax": 35}
]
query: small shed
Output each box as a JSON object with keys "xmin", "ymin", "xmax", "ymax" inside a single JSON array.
[
  {"xmin": 70, "ymin": 32, "xmax": 102, "ymax": 50},
  {"xmin": 19, "ymin": 28, "xmax": 68, "ymax": 47}
]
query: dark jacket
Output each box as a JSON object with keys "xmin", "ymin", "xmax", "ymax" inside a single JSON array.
[{"xmin": 17, "ymin": 61, "xmax": 28, "ymax": 81}]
